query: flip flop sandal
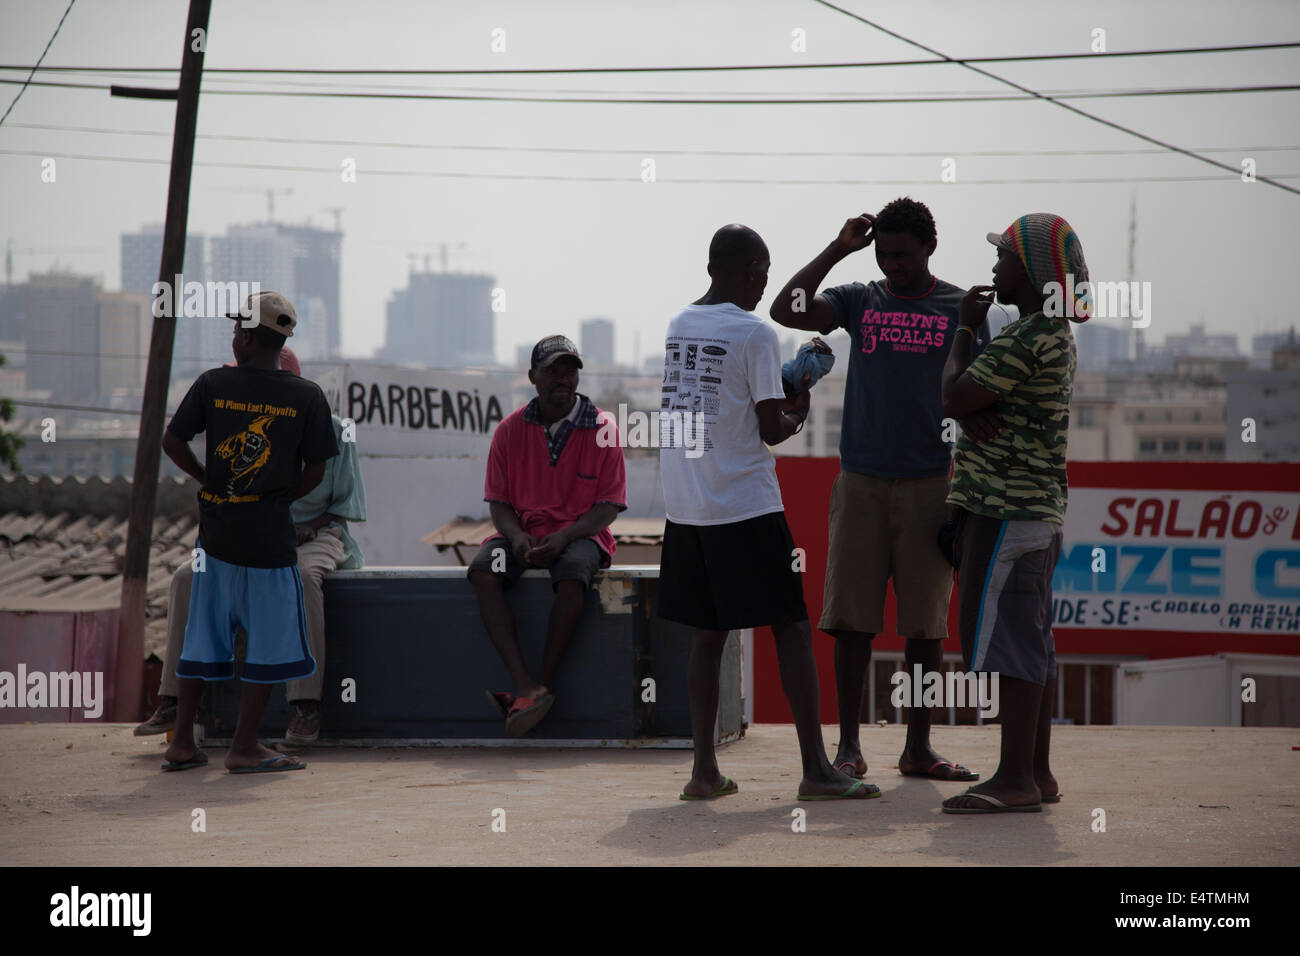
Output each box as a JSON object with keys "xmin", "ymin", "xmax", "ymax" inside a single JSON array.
[
  {"xmin": 798, "ymin": 780, "xmax": 882, "ymax": 800},
  {"xmin": 901, "ymin": 759, "xmax": 979, "ymax": 781},
  {"xmin": 229, "ymin": 755, "xmax": 307, "ymax": 774},
  {"xmin": 505, "ymin": 693, "xmax": 555, "ymax": 737},
  {"xmin": 161, "ymin": 749, "xmax": 208, "ymax": 772},
  {"xmin": 679, "ymin": 776, "xmax": 739, "ymax": 800},
  {"xmin": 834, "ymin": 759, "xmax": 866, "ymax": 780},
  {"xmin": 484, "ymin": 690, "xmax": 514, "ymax": 718},
  {"xmin": 941, "ymin": 789, "xmax": 1041, "ymax": 814}
]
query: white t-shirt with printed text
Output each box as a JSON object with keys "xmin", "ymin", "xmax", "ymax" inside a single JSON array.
[{"xmin": 659, "ymin": 302, "xmax": 786, "ymax": 525}]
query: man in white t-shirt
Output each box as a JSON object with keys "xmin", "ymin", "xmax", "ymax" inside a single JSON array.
[{"xmin": 658, "ymin": 224, "xmax": 877, "ymax": 801}]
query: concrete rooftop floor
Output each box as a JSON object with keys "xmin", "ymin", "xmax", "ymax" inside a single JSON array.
[{"xmin": 1, "ymin": 722, "xmax": 1296, "ymax": 866}]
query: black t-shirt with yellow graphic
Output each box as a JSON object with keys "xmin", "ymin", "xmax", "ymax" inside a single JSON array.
[{"xmin": 167, "ymin": 366, "xmax": 339, "ymax": 568}]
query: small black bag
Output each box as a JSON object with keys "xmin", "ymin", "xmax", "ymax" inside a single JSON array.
[{"xmin": 936, "ymin": 508, "xmax": 967, "ymax": 571}]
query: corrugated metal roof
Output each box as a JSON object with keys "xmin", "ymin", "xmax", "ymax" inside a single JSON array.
[
  {"xmin": 421, "ymin": 515, "xmax": 666, "ymax": 549},
  {"xmin": 0, "ymin": 510, "xmax": 197, "ymax": 656}
]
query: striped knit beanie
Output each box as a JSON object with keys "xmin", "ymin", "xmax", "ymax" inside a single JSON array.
[{"xmin": 987, "ymin": 213, "xmax": 1092, "ymax": 322}]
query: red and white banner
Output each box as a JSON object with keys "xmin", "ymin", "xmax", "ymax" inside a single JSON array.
[{"xmin": 1055, "ymin": 488, "xmax": 1300, "ymax": 634}]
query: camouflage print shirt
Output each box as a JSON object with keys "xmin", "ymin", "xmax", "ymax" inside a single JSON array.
[{"xmin": 947, "ymin": 311, "xmax": 1076, "ymax": 524}]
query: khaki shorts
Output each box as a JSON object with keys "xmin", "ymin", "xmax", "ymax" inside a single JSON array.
[{"xmin": 819, "ymin": 470, "xmax": 954, "ymax": 640}]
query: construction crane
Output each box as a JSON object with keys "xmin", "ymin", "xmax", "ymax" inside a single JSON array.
[
  {"xmin": 266, "ymin": 187, "xmax": 292, "ymax": 221},
  {"xmin": 5, "ymin": 240, "xmax": 101, "ymax": 284},
  {"xmin": 382, "ymin": 239, "xmax": 469, "ymax": 273},
  {"xmin": 194, "ymin": 185, "xmax": 293, "ymax": 223}
]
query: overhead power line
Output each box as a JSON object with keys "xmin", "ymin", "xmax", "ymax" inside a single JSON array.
[
  {"xmin": 0, "ymin": 0, "xmax": 76, "ymax": 128},
  {"xmin": 8, "ymin": 69, "xmax": 1293, "ymax": 99},
  {"xmin": 3, "ymin": 74, "xmax": 1298, "ymax": 105},
  {"xmin": 11, "ymin": 121, "xmax": 1298, "ymax": 159},
  {"xmin": 3, "ymin": 40, "xmax": 1298, "ymax": 74},
  {"xmin": 810, "ymin": 0, "xmax": 1300, "ymax": 198}
]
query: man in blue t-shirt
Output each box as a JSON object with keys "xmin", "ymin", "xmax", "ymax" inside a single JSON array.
[{"xmin": 770, "ymin": 197, "xmax": 996, "ymax": 786}]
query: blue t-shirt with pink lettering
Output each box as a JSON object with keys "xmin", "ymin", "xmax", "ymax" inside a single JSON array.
[{"xmin": 820, "ymin": 278, "xmax": 991, "ymax": 479}]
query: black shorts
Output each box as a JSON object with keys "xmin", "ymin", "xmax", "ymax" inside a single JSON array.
[
  {"xmin": 467, "ymin": 536, "xmax": 604, "ymax": 590},
  {"xmin": 657, "ymin": 511, "xmax": 808, "ymax": 631}
]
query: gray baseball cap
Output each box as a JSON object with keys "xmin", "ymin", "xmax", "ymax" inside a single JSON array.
[{"xmin": 228, "ymin": 290, "xmax": 297, "ymax": 337}]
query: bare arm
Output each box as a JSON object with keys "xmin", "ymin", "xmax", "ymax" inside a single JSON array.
[
  {"xmin": 559, "ymin": 502, "xmax": 622, "ymax": 542},
  {"xmin": 769, "ymin": 214, "xmax": 875, "ymax": 333},
  {"xmin": 292, "ymin": 461, "xmax": 327, "ymax": 501},
  {"xmin": 489, "ymin": 499, "xmax": 535, "ymax": 563},
  {"xmin": 300, "ymin": 511, "xmax": 346, "ymax": 532},
  {"xmin": 942, "ymin": 286, "xmax": 1002, "ymax": 419},
  {"xmin": 756, "ymin": 380, "xmax": 810, "ymax": 446},
  {"xmin": 294, "ymin": 511, "xmax": 348, "ymax": 544},
  {"xmin": 526, "ymin": 502, "xmax": 622, "ymax": 567},
  {"xmin": 162, "ymin": 429, "xmax": 204, "ymax": 484}
]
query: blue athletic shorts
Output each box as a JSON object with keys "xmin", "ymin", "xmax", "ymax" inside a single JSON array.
[{"xmin": 175, "ymin": 545, "xmax": 316, "ymax": 684}]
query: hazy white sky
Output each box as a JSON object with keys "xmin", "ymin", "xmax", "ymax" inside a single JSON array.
[{"xmin": 2, "ymin": 0, "xmax": 1297, "ymax": 365}]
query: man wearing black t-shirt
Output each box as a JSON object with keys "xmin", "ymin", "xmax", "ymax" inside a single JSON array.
[
  {"xmin": 770, "ymin": 198, "xmax": 995, "ymax": 787},
  {"xmin": 160, "ymin": 291, "xmax": 338, "ymax": 774}
]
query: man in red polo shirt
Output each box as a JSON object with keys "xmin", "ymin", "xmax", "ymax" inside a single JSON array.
[{"xmin": 470, "ymin": 335, "xmax": 627, "ymax": 736}]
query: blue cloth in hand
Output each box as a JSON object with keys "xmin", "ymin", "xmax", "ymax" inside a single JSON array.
[{"xmin": 782, "ymin": 342, "xmax": 835, "ymax": 394}]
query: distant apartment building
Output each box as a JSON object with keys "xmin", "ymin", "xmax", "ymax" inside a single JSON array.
[
  {"xmin": 1250, "ymin": 328, "xmax": 1298, "ymax": 368},
  {"xmin": 1163, "ymin": 322, "xmax": 1240, "ymax": 358},
  {"xmin": 1129, "ymin": 321, "xmax": 1244, "ymax": 376},
  {"xmin": 777, "ymin": 366, "xmax": 1231, "ymax": 463},
  {"xmin": 1225, "ymin": 341, "xmax": 1300, "ymax": 462},
  {"xmin": 0, "ymin": 282, "xmax": 26, "ymax": 342},
  {"xmin": 380, "ymin": 270, "xmax": 496, "ymax": 368},
  {"xmin": 2, "ymin": 273, "xmax": 157, "ymax": 410},
  {"xmin": 23, "ymin": 272, "xmax": 101, "ymax": 404},
  {"xmin": 207, "ymin": 222, "xmax": 342, "ymax": 363},
  {"xmin": 96, "ymin": 291, "xmax": 152, "ymax": 404},
  {"xmin": 580, "ymin": 318, "xmax": 616, "ymax": 366},
  {"xmin": 1073, "ymin": 320, "xmax": 1130, "ymax": 372},
  {"xmin": 121, "ymin": 225, "xmax": 214, "ymax": 377},
  {"xmin": 1069, "ymin": 373, "xmax": 1226, "ymax": 461},
  {"xmin": 268, "ymin": 223, "xmax": 342, "ymax": 360}
]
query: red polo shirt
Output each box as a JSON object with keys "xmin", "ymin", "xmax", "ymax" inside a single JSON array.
[{"xmin": 483, "ymin": 396, "xmax": 627, "ymax": 562}]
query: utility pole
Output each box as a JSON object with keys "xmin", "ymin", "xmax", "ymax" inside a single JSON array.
[
  {"xmin": 1128, "ymin": 193, "xmax": 1143, "ymax": 364},
  {"xmin": 113, "ymin": 0, "xmax": 211, "ymax": 721}
]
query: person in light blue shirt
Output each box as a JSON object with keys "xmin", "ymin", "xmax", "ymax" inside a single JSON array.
[
  {"xmin": 290, "ymin": 414, "xmax": 367, "ymax": 571},
  {"xmin": 281, "ymin": 411, "xmax": 367, "ymax": 743}
]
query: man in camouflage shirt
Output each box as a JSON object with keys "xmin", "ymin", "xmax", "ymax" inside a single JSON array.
[{"xmin": 938, "ymin": 213, "xmax": 1089, "ymax": 815}]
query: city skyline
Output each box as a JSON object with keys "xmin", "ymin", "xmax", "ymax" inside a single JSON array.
[
  {"xmin": 1, "ymin": 0, "xmax": 1298, "ymax": 371},
  {"xmin": 6, "ymin": 212, "xmax": 1297, "ymax": 371}
]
